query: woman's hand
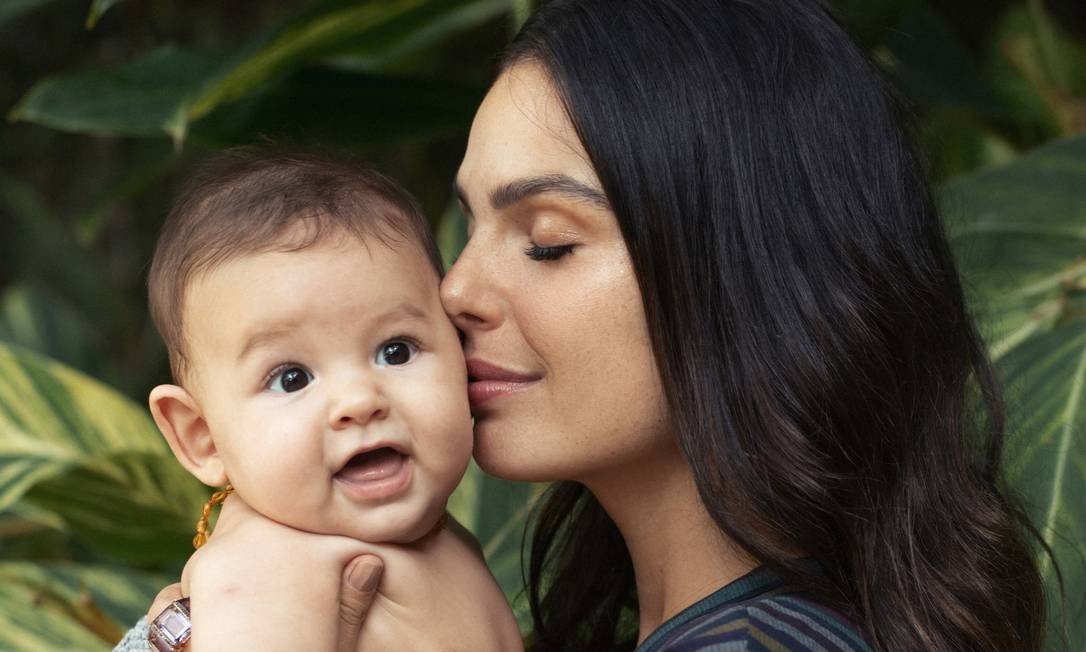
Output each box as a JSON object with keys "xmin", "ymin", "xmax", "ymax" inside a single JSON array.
[{"xmin": 146, "ymin": 494, "xmax": 384, "ymax": 651}]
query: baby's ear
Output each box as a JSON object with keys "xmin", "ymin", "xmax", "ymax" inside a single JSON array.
[{"xmin": 149, "ymin": 384, "xmax": 228, "ymax": 487}]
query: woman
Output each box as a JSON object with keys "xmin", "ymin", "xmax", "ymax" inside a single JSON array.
[{"xmin": 136, "ymin": 0, "xmax": 1050, "ymax": 650}]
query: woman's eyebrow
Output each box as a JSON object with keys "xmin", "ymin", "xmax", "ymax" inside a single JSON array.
[{"xmin": 453, "ymin": 174, "xmax": 610, "ymax": 214}]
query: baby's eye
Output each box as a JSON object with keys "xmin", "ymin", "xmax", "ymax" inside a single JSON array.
[
  {"xmin": 377, "ymin": 340, "xmax": 417, "ymax": 366},
  {"xmin": 267, "ymin": 366, "xmax": 312, "ymax": 393}
]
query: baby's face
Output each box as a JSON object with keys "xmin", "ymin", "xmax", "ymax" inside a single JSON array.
[{"xmin": 182, "ymin": 232, "xmax": 472, "ymax": 543}]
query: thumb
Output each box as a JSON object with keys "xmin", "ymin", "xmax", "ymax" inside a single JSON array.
[{"xmin": 337, "ymin": 554, "xmax": 383, "ymax": 652}]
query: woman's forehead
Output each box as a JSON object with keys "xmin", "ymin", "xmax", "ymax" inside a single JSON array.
[{"xmin": 457, "ymin": 62, "xmax": 600, "ymax": 205}]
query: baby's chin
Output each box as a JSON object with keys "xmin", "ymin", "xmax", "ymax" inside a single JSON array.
[{"xmin": 311, "ymin": 498, "xmax": 449, "ymax": 544}]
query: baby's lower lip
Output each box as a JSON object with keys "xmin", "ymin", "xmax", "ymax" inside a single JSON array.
[{"xmin": 334, "ymin": 453, "xmax": 411, "ymax": 501}]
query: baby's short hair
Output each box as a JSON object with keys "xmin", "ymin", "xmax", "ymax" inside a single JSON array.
[{"xmin": 148, "ymin": 148, "xmax": 443, "ymax": 383}]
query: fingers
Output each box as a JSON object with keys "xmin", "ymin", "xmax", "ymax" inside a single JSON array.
[
  {"xmin": 336, "ymin": 555, "xmax": 384, "ymax": 652},
  {"xmin": 146, "ymin": 582, "xmax": 184, "ymax": 622}
]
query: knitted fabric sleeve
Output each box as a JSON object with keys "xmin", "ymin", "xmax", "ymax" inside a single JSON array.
[{"xmin": 112, "ymin": 616, "xmax": 151, "ymax": 652}]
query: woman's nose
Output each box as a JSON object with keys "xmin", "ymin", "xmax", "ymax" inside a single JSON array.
[
  {"xmin": 440, "ymin": 240, "xmax": 502, "ymax": 333},
  {"xmin": 329, "ymin": 376, "xmax": 389, "ymax": 429}
]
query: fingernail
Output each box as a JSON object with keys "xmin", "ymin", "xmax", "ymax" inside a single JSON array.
[{"xmin": 348, "ymin": 557, "xmax": 383, "ymax": 592}]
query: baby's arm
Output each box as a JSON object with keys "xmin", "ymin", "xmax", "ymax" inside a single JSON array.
[
  {"xmin": 181, "ymin": 494, "xmax": 381, "ymax": 651},
  {"xmin": 179, "ymin": 495, "xmax": 522, "ymax": 651}
]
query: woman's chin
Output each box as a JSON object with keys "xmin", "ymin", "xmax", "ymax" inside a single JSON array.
[{"xmin": 473, "ymin": 443, "xmax": 562, "ymax": 484}]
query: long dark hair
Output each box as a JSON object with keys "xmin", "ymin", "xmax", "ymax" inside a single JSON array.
[{"xmin": 504, "ymin": 1, "xmax": 1053, "ymax": 650}]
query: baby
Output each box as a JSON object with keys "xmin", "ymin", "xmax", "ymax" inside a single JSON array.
[{"xmin": 140, "ymin": 150, "xmax": 521, "ymax": 650}]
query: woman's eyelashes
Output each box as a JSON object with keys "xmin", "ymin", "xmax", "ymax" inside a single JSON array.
[
  {"xmin": 265, "ymin": 364, "xmax": 312, "ymax": 393},
  {"xmin": 525, "ymin": 242, "xmax": 575, "ymax": 261}
]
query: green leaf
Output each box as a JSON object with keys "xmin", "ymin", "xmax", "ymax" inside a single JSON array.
[
  {"xmin": 0, "ymin": 343, "xmax": 205, "ymax": 565},
  {"xmin": 85, "ymin": 0, "xmax": 128, "ymax": 29},
  {"xmin": 324, "ymin": 0, "xmax": 510, "ymax": 72},
  {"xmin": 943, "ymin": 133, "xmax": 1086, "ymax": 648},
  {"xmin": 0, "ymin": 284, "xmax": 100, "ymax": 374},
  {"xmin": 0, "ymin": 502, "xmax": 77, "ymax": 562},
  {"xmin": 11, "ymin": 0, "xmax": 507, "ymax": 145},
  {"xmin": 8, "ymin": 45, "xmax": 224, "ymax": 141},
  {"xmin": 0, "ymin": 561, "xmax": 168, "ymax": 650},
  {"xmin": 185, "ymin": 0, "xmax": 506, "ymax": 141}
]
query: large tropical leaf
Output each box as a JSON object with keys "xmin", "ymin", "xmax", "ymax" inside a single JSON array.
[
  {"xmin": 943, "ymin": 133, "xmax": 1086, "ymax": 649},
  {"xmin": 10, "ymin": 0, "xmax": 508, "ymax": 144},
  {"xmin": 7, "ymin": 46, "xmax": 223, "ymax": 141},
  {"xmin": 0, "ymin": 343, "xmax": 205, "ymax": 566},
  {"xmin": 0, "ymin": 561, "xmax": 168, "ymax": 651},
  {"xmin": 0, "ymin": 501, "xmax": 76, "ymax": 562}
]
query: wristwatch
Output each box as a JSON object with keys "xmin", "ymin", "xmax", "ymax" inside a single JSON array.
[{"xmin": 148, "ymin": 597, "xmax": 192, "ymax": 651}]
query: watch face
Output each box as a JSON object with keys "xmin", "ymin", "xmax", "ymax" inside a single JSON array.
[{"xmin": 149, "ymin": 598, "xmax": 191, "ymax": 652}]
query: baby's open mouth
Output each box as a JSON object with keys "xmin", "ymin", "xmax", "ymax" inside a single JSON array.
[{"xmin": 335, "ymin": 447, "xmax": 407, "ymax": 483}]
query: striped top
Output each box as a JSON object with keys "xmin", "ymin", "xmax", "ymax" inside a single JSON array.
[{"xmin": 635, "ymin": 566, "xmax": 872, "ymax": 651}]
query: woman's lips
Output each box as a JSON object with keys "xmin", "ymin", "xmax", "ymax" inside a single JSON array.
[{"xmin": 466, "ymin": 358, "xmax": 540, "ymax": 408}]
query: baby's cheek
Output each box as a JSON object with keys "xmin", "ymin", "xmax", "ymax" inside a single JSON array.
[{"xmin": 418, "ymin": 420, "xmax": 472, "ymax": 489}]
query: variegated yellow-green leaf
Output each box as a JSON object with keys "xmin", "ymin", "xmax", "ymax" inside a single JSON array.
[
  {"xmin": 943, "ymin": 133, "xmax": 1086, "ymax": 649},
  {"xmin": 0, "ymin": 343, "xmax": 205, "ymax": 565},
  {"xmin": 0, "ymin": 561, "xmax": 167, "ymax": 651}
]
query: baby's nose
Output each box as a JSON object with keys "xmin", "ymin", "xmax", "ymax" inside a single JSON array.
[{"xmin": 329, "ymin": 379, "xmax": 389, "ymax": 428}]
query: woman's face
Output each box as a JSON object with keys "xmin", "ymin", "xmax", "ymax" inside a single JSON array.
[{"xmin": 442, "ymin": 63, "xmax": 671, "ymax": 484}]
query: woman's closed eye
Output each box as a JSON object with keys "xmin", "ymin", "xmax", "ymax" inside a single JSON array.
[
  {"xmin": 525, "ymin": 242, "xmax": 574, "ymax": 261},
  {"xmin": 377, "ymin": 339, "xmax": 418, "ymax": 366},
  {"xmin": 265, "ymin": 364, "xmax": 313, "ymax": 393}
]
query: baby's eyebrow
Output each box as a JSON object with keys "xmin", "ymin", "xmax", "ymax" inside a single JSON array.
[
  {"xmin": 369, "ymin": 302, "xmax": 430, "ymax": 331},
  {"xmin": 237, "ymin": 327, "xmax": 295, "ymax": 363},
  {"xmin": 235, "ymin": 303, "xmax": 430, "ymax": 363}
]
